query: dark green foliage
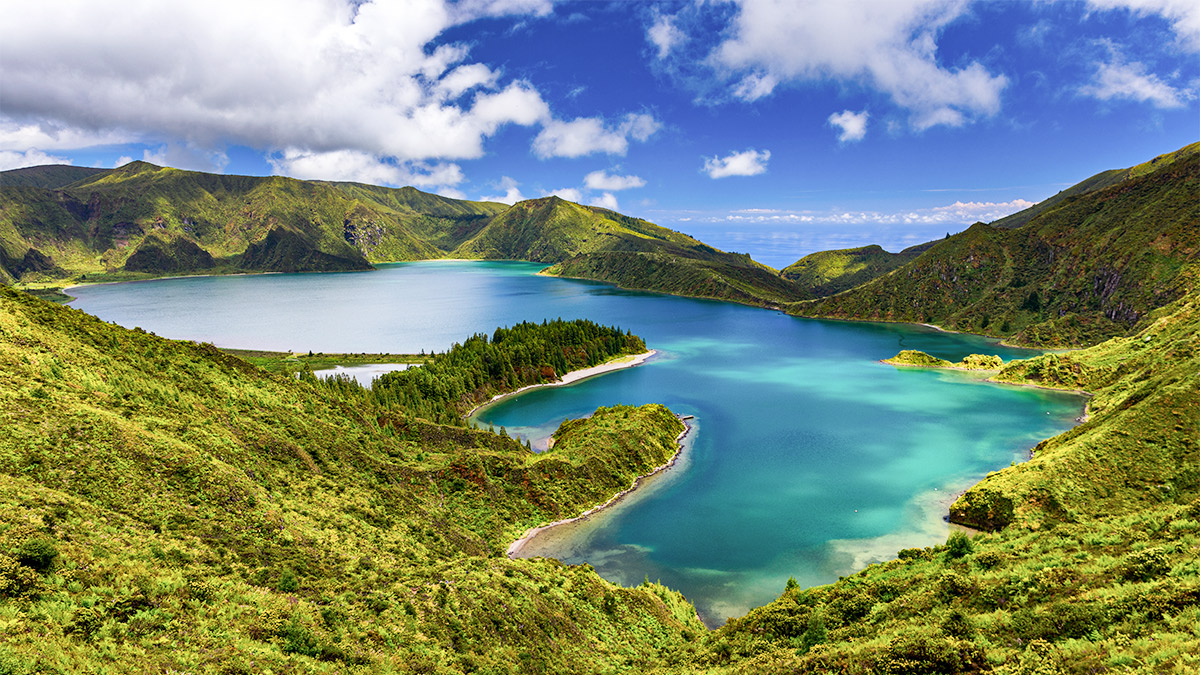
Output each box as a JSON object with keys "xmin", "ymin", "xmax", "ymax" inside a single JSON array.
[
  {"xmin": 949, "ymin": 488, "xmax": 1015, "ymax": 531},
  {"xmin": 369, "ymin": 318, "xmax": 645, "ymax": 424},
  {"xmin": 789, "ymin": 143, "xmax": 1200, "ymax": 347},
  {"xmin": 945, "ymin": 531, "xmax": 974, "ymax": 559},
  {"xmin": 1123, "ymin": 547, "xmax": 1171, "ymax": 581},
  {"xmin": 880, "ymin": 633, "xmax": 986, "ymax": 674},
  {"xmin": 14, "ymin": 538, "xmax": 57, "ymax": 572},
  {"xmin": 781, "ymin": 244, "xmax": 921, "ymax": 297},
  {"xmin": 546, "ymin": 249, "xmax": 809, "ymax": 307},
  {"xmin": 123, "ymin": 231, "xmax": 215, "ymax": 273},
  {"xmin": 0, "ymin": 285, "xmax": 701, "ymax": 672}
]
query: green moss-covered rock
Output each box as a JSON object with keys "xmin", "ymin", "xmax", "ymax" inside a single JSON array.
[{"xmin": 882, "ymin": 350, "xmax": 953, "ymax": 367}]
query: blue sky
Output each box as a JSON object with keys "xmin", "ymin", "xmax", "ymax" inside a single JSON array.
[{"xmin": 1, "ymin": 0, "xmax": 1196, "ymax": 267}]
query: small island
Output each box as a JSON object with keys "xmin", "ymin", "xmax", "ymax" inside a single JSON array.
[{"xmin": 882, "ymin": 349, "xmax": 1004, "ymax": 371}]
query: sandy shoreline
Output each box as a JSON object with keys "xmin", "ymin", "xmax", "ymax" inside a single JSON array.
[
  {"xmin": 466, "ymin": 349, "xmax": 656, "ymax": 418},
  {"xmin": 507, "ymin": 417, "xmax": 693, "ymax": 559}
]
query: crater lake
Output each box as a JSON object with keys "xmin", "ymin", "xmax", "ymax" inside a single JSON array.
[{"xmin": 68, "ymin": 261, "xmax": 1084, "ymax": 624}]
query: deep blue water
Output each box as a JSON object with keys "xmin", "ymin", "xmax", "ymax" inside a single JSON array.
[{"xmin": 69, "ymin": 261, "xmax": 1083, "ymax": 624}]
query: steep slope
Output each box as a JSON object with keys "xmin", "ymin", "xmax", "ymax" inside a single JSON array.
[
  {"xmin": 453, "ymin": 196, "xmax": 700, "ymax": 262},
  {"xmin": 0, "ymin": 286, "xmax": 702, "ymax": 673},
  {"xmin": 781, "ymin": 244, "xmax": 925, "ymax": 297},
  {"xmin": 456, "ymin": 196, "xmax": 810, "ymax": 306},
  {"xmin": 788, "ymin": 147, "xmax": 1200, "ymax": 347},
  {"xmin": 0, "ymin": 164, "xmax": 108, "ymax": 189},
  {"xmin": 0, "ymin": 162, "xmax": 502, "ymax": 281},
  {"xmin": 990, "ymin": 141, "xmax": 1200, "ymax": 229}
]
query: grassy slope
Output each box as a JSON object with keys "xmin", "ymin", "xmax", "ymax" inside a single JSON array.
[
  {"xmin": 0, "ymin": 162, "xmax": 512, "ymax": 281},
  {"xmin": 0, "ymin": 286, "xmax": 703, "ymax": 673},
  {"xmin": 780, "ymin": 244, "xmax": 923, "ymax": 297},
  {"xmin": 990, "ymin": 142, "xmax": 1199, "ymax": 230},
  {"xmin": 786, "ymin": 149, "xmax": 1200, "ymax": 347},
  {"xmin": 457, "ymin": 196, "xmax": 809, "ymax": 306},
  {"xmin": 0, "ymin": 165, "xmax": 109, "ymax": 189},
  {"xmin": 667, "ymin": 281, "xmax": 1200, "ymax": 674},
  {"xmin": 0, "ymin": 165, "xmax": 804, "ymax": 307}
]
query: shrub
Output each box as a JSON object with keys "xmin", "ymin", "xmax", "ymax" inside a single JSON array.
[
  {"xmin": 937, "ymin": 571, "xmax": 972, "ymax": 601},
  {"xmin": 0, "ymin": 556, "xmax": 41, "ymax": 599},
  {"xmin": 1123, "ymin": 547, "xmax": 1170, "ymax": 581},
  {"xmin": 14, "ymin": 538, "xmax": 58, "ymax": 573},
  {"xmin": 945, "ymin": 531, "xmax": 974, "ymax": 559}
]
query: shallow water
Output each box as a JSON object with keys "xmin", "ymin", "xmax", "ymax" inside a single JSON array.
[{"xmin": 70, "ymin": 261, "xmax": 1083, "ymax": 625}]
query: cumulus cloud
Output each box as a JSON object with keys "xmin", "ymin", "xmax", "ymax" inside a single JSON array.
[
  {"xmin": 1080, "ymin": 58, "xmax": 1189, "ymax": 108},
  {"xmin": 703, "ymin": 149, "xmax": 770, "ymax": 178},
  {"xmin": 270, "ymin": 149, "xmax": 465, "ymax": 188},
  {"xmin": 0, "ymin": 0, "xmax": 554, "ymax": 174},
  {"xmin": 583, "ymin": 170, "xmax": 646, "ymax": 191},
  {"xmin": 543, "ymin": 187, "xmax": 583, "ymax": 202},
  {"xmin": 1086, "ymin": 0, "xmax": 1200, "ymax": 52},
  {"xmin": 647, "ymin": 14, "xmax": 686, "ymax": 59},
  {"xmin": 0, "ymin": 149, "xmax": 72, "ymax": 171},
  {"xmin": 0, "ymin": 122, "xmax": 133, "ymax": 152},
  {"xmin": 480, "ymin": 176, "xmax": 526, "ymax": 204},
  {"xmin": 532, "ymin": 113, "xmax": 661, "ymax": 158},
  {"xmin": 828, "ymin": 110, "xmax": 869, "ymax": 142},
  {"xmin": 710, "ymin": 0, "xmax": 1007, "ymax": 128},
  {"xmin": 589, "ymin": 193, "xmax": 620, "ymax": 210}
]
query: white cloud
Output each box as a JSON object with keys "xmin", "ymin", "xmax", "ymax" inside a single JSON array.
[
  {"xmin": 543, "ymin": 187, "xmax": 583, "ymax": 202},
  {"xmin": 532, "ymin": 113, "xmax": 661, "ymax": 158},
  {"xmin": 710, "ymin": 0, "xmax": 1008, "ymax": 129},
  {"xmin": 269, "ymin": 149, "xmax": 464, "ymax": 188},
  {"xmin": 0, "ymin": 0, "xmax": 554, "ymax": 173},
  {"xmin": 589, "ymin": 192, "xmax": 620, "ymax": 210},
  {"xmin": 828, "ymin": 110, "xmax": 869, "ymax": 142},
  {"xmin": 0, "ymin": 149, "xmax": 72, "ymax": 171},
  {"xmin": 648, "ymin": 14, "xmax": 686, "ymax": 59},
  {"xmin": 1080, "ymin": 58, "xmax": 1189, "ymax": 108},
  {"xmin": 703, "ymin": 148, "xmax": 771, "ymax": 178},
  {"xmin": 480, "ymin": 176, "xmax": 526, "ymax": 205},
  {"xmin": 731, "ymin": 73, "xmax": 778, "ymax": 101},
  {"xmin": 713, "ymin": 198, "xmax": 1035, "ymax": 225},
  {"xmin": 583, "ymin": 170, "xmax": 646, "ymax": 191},
  {"xmin": 1086, "ymin": 0, "xmax": 1200, "ymax": 52},
  {"xmin": 0, "ymin": 122, "xmax": 133, "ymax": 152}
]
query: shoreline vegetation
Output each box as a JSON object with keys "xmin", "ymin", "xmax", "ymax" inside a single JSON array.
[
  {"xmin": 507, "ymin": 415, "xmax": 693, "ymax": 559},
  {"xmin": 466, "ymin": 349, "xmax": 656, "ymax": 419}
]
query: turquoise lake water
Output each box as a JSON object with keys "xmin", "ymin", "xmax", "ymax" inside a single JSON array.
[{"xmin": 69, "ymin": 261, "xmax": 1084, "ymax": 625}]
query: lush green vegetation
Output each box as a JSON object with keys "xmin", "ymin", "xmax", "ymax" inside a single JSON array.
[
  {"xmin": 364, "ymin": 319, "xmax": 646, "ymax": 425},
  {"xmin": 546, "ymin": 250, "xmax": 809, "ymax": 308},
  {"xmin": 786, "ymin": 143, "xmax": 1200, "ymax": 348},
  {"xmin": 2, "ymin": 145, "xmax": 1197, "ymax": 673},
  {"xmin": 0, "ymin": 285, "xmax": 705, "ymax": 673},
  {"xmin": 883, "ymin": 350, "xmax": 1004, "ymax": 371},
  {"xmin": 781, "ymin": 244, "xmax": 928, "ymax": 297},
  {"xmin": 218, "ymin": 348, "xmax": 432, "ymax": 377}
]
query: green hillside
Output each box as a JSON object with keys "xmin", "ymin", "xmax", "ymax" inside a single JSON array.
[
  {"xmin": 2, "ymin": 143, "xmax": 1199, "ymax": 673},
  {"xmin": 787, "ymin": 147, "xmax": 1200, "ymax": 347},
  {"xmin": 454, "ymin": 196, "xmax": 707, "ymax": 262},
  {"xmin": 547, "ymin": 250, "xmax": 810, "ymax": 307},
  {"xmin": 0, "ymin": 164, "xmax": 806, "ymax": 307},
  {"xmin": 0, "ymin": 165, "xmax": 108, "ymax": 189},
  {"xmin": 781, "ymin": 244, "xmax": 925, "ymax": 297},
  {"xmin": 990, "ymin": 141, "xmax": 1200, "ymax": 230},
  {"xmin": 0, "ymin": 162, "xmax": 500, "ymax": 282},
  {"xmin": 0, "ymin": 286, "xmax": 703, "ymax": 673}
]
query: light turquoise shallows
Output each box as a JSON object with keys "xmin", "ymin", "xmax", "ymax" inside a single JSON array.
[{"xmin": 70, "ymin": 261, "xmax": 1083, "ymax": 625}]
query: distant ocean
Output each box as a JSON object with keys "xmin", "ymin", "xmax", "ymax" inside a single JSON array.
[{"xmin": 675, "ymin": 223, "xmax": 969, "ymax": 270}]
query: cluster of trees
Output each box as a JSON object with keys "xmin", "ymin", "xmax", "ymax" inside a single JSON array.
[{"xmin": 364, "ymin": 318, "xmax": 646, "ymax": 425}]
